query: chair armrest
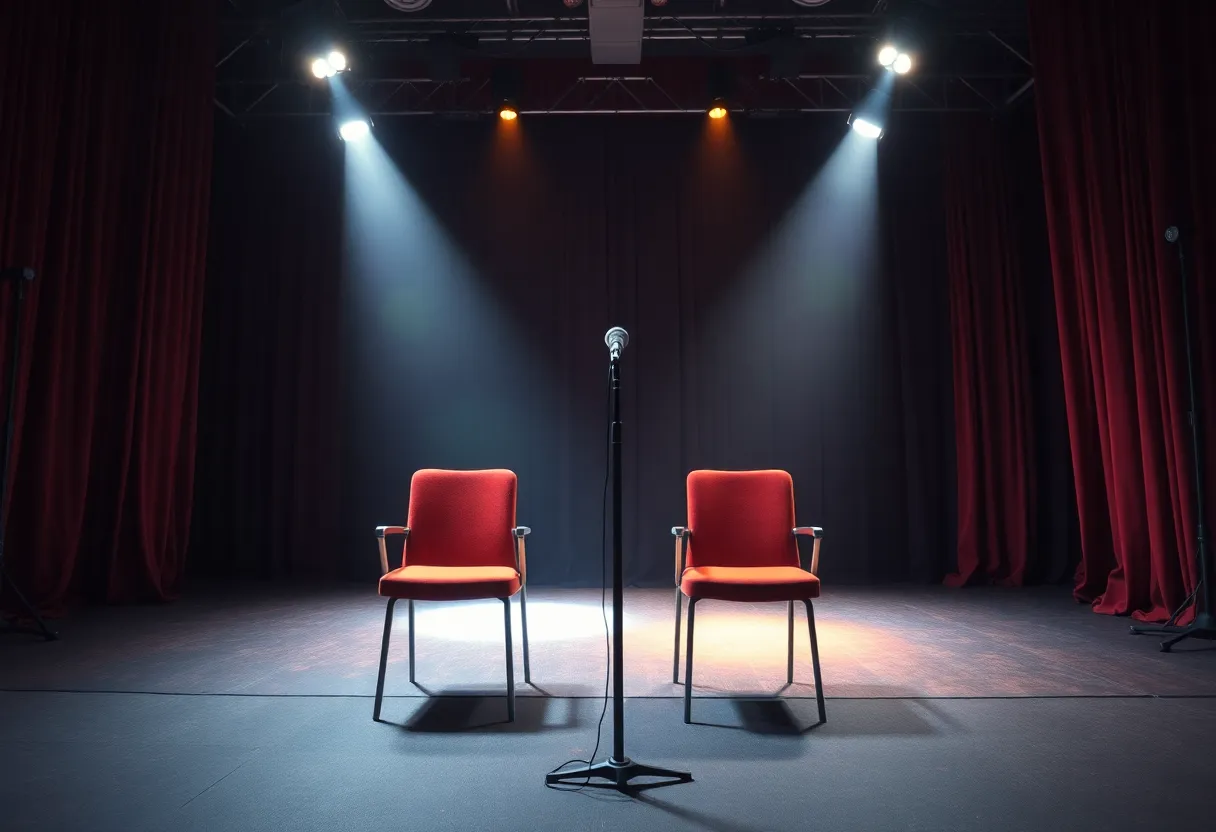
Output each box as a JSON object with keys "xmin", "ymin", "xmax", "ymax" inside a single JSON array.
[
  {"xmin": 672, "ymin": 526, "xmax": 690, "ymax": 585},
  {"xmin": 512, "ymin": 527, "xmax": 529, "ymax": 585},
  {"xmin": 375, "ymin": 526, "xmax": 409, "ymax": 575},
  {"xmin": 793, "ymin": 527, "xmax": 823, "ymax": 575}
]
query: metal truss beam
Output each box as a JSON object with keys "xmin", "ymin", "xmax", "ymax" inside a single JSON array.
[
  {"xmin": 216, "ymin": 11, "xmax": 1030, "ymax": 59},
  {"xmin": 213, "ymin": 5, "xmax": 1032, "ymax": 119},
  {"xmin": 214, "ymin": 71, "xmax": 1029, "ymax": 118},
  {"xmin": 218, "ymin": 12, "xmax": 1027, "ymax": 36}
]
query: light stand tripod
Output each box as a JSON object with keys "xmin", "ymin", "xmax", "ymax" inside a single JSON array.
[
  {"xmin": 0, "ymin": 267, "xmax": 56, "ymax": 641},
  {"xmin": 545, "ymin": 327, "xmax": 691, "ymax": 791},
  {"xmin": 1129, "ymin": 227, "xmax": 1212, "ymax": 651}
]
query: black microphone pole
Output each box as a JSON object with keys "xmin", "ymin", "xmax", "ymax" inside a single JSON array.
[
  {"xmin": 0, "ymin": 267, "xmax": 57, "ymax": 640},
  {"xmin": 1130, "ymin": 227, "xmax": 1213, "ymax": 650},
  {"xmin": 545, "ymin": 327, "xmax": 691, "ymax": 791}
]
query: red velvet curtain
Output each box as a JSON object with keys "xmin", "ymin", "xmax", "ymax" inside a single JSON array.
[
  {"xmin": 943, "ymin": 116, "xmax": 1036, "ymax": 587},
  {"xmin": 1029, "ymin": 0, "xmax": 1216, "ymax": 621},
  {"xmin": 0, "ymin": 1, "xmax": 215, "ymax": 609}
]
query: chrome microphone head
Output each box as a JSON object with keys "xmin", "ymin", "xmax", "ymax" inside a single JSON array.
[
  {"xmin": 1165, "ymin": 226, "xmax": 1180, "ymax": 243},
  {"xmin": 604, "ymin": 326, "xmax": 629, "ymax": 360}
]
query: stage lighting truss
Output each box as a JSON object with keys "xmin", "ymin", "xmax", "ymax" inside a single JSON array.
[
  {"xmin": 214, "ymin": 70, "xmax": 1031, "ymax": 121},
  {"xmin": 216, "ymin": 8, "xmax": 1031, "ymax": 119}
]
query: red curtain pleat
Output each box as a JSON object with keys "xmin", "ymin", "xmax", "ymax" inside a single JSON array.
[
  {"xmin": 0, "ymin": 1, "xmax": 215, "ymax": 609},
  {"xmin": 943, "ymin": 116, "xmax": 1036, "ymax": 587},
  {"xmin": 1028, "ymin": 0, "xmax": 1216, "ymax": 621}
]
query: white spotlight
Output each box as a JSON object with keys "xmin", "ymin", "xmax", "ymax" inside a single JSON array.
[
  {"xmin": 327, "ymin": 50, "xmax": 347, "ymax": 72},
  {"xmin": 878, "ymin": 45, "xmax": 898, "ymax": 67},
  {"xmin": 893, "ymin": 53, "xmax": 913, "ymax": 75},
  {"xmin": 311, "ymin": 57, "xmax": 332, "ymax": 79},
  {"xmin": 850, "ymin": 117, "xmax": 883, "ymax": 140},
  {"xmin": 339, "ymin": 119, "xmax": 370, "ymax": 142}
]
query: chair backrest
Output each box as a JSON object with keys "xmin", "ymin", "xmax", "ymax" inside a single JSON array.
[
  {"xmin": 686, "ymin": 470, "xmax": 798, "ymax": 569},
  {"xmin": 405, "ymin": 469, "xmax": 518, "ymax": 569}
]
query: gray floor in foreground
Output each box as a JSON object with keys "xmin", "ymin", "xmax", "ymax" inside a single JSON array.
[{"xmin": 2, "ymin": 691, "xmax": 1213, "ymax": 832}]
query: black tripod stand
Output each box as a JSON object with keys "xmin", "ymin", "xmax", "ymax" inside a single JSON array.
[
  {"xmin": 1129, "ymin": 227, "xmax": 1212, "ymax": 651},
  {"xmin": 545, "ymin": 327, "xmax": 691, "ymax": 791},
  {"xmin": 0, "ymin": 267, "xmax": 56, "ymax": 641}
]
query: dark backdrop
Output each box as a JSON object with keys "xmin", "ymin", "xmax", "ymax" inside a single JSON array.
[{"xmin": 196, "ymin": 109, "xmax": 1064, "ymax": 588}]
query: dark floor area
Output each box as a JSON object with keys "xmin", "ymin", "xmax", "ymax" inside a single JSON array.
[
  {"xmin": 2, "ymin": 693, "xmax": 1214, "ymax": 832},
  {"xmin": 3, "ymin": 586, "xmax": 1215, "ymax": 831}
]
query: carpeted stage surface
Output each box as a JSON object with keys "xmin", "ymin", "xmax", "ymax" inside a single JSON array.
[{"xmin": 2, "ymin": 587, "xmax": 1214, "ymax": 831}]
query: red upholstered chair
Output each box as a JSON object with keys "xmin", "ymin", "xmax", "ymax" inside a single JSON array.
[
  {"xmin": 373, "ymin": 469, "xmax": 531, "ymax": 722},
  {"xmin": 672, "ymin": 469, "xmax": 826, "ymax": 725}
]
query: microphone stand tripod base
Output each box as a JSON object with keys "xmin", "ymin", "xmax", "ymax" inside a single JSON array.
[
  {"xmin": 1129, "ymin": 611, "xmax": 1216, "ymax": 652},
  {"xmin": 0, "ymin": 562, "xmax": 57, "ymax": 641},
  {"xmin": 545, "ymin": 756, "xmax": 693, "ymax": 791},
  {"xmin": 1127, "ymin": 233, "xmax": 1212, "ymax": 655}
]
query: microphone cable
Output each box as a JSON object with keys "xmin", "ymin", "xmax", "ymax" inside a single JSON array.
[{"xmin": 545, "ymin": 364, "xmax": 613, "ymax": 790}]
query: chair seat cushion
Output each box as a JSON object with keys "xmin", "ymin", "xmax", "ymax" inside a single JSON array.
[
  {"xmin": 681, "ymin": 566, "xmax": 821, "ymax": 602},
  {"xmin": 379, "ymin": 565, "xmax": 521, "ymax": 601}
]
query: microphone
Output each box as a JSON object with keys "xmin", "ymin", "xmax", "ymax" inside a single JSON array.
[
  {"xmin": 1165, "ymin": 226, "xmax": 1180, "ymax": 244},
  {"xmin": 604, "ymin": 326, "xmax": 629, "ymax": 361},
  {"xmin": 0, "ymin": 267, "xmax": 35, "ymax": 282}
]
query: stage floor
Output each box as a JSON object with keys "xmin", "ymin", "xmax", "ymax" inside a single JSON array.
[
  {"xmin": 2, "ymin": 586, "xmax": 1214, "ymax": 699},
  {"xmin": 4, "ymin": 586, "xmax": 1216, "ymax": 832}
]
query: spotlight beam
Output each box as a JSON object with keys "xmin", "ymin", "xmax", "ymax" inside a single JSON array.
[
  {"xmin": 850, "ymin": 117, "xmax": 883, "ymax": 140},
  {"xmin": 847, "ymin": 72, "xmax": 893, "ymax": 140},
  {"xmin": 331, "ymin": 77, "xmax": 373, "ymax": 140},
  {"xmin": 340, "ymin": 119, "xmax": 371, "ymax": 141}
]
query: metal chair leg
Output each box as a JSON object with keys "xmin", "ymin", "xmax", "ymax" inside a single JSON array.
[
  {"xmin": 408, "ymin": 599, "xmax": 416, "ymax": 684},
  {"xmin": 672, "ymin": 587, "xmax": 684, "ymax": 683},
  {"xmin": 502, "ymin": 597, "xmax": 515, "ymax": 722},
  {"xmin": 520, "ymin": 586, "xmax": 531, "ymax": 684},
  {"xmin": 373, "ymin": 598, "xmax": 397, "ymax": 721},
  {"xmin": 683, "ymin": 598, "xmax": 697, "ymax": 724},
  {"xmin": 804, "ymin": 599, "xmax": 826, "ymax": 724},
  {"xmin": 786, "ymin": 600, "xmax": 795, "ymax": 685}
]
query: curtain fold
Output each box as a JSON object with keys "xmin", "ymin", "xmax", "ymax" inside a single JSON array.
[
  {"xmin": 1028, "ymin": 0, "xmax": 1216, "ymax": 621},
  {"xmin": 0, "ymin": 1, "xmax": 215, "ymax": 608},
  {"xmin": 943, "ymin": 116, "xmax": 1037, "ymax": 587}
]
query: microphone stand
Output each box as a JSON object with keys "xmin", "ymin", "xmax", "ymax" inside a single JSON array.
[
  {"xmin": 545, "ymin": 340, "xmax": 690, "ymax": 791},
  {"xmin": 1129, "ymin": 228, "xmax": 1213, "ymax": 650},
  {"xmin": 0, "ymin": 270, "xmax": 57, "ymax": 641}
]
